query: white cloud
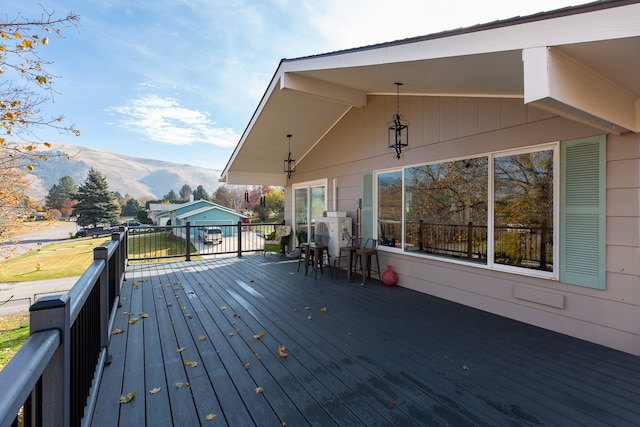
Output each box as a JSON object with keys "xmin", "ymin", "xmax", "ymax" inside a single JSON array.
[{"xmin": 107, "ymin": 95, "xmax": 239, "ymax": 148}]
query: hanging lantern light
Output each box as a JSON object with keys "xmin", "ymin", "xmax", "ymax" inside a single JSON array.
[
  {"xmin": 387, "ymin": 82, "xmax": 409, "ymax": 159},
  {"xmin": 283, "ymin": 134, "xmax": 295, "ymax": 179}
]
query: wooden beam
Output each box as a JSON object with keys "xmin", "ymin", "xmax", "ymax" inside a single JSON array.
[
  {"xmin": 281, "ymin": 72, "xmax": 367, "ymax": 108},
  {"xmin": 523, "ymin": 46, "xmax": 639, "ymax": 134}
]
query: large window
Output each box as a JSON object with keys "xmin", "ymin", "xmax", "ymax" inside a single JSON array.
[
  {"xmin": 293, "ymin": 180, "xmax": 326, "ymax": 245},
  {"xmin": 376, "ymin": 144, "xmax": 557, "ymax": 277}
]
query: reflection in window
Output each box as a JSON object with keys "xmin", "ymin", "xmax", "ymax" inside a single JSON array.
[
  {"xmin": 378, "ymin": 171, "xmax": 402, "ymax": 248},
  {"xmin": 404, "ymin": 158, "xmax": 488, "ymax": 262},
  {"xmin": 494, "ymin": 150, "xmax": 553, "ymax": 271}
]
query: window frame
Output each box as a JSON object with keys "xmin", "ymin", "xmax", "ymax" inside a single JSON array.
[{"xmin": 373, "ymin": 143, "xmax": 559, "ymax": 280}]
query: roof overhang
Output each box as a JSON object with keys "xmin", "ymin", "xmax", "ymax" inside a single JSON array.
[{"xmin": 221, "ymin": 0, "xmax": 640, "ymax": 185}]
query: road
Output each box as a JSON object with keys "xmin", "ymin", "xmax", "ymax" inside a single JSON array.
[{"xmin": 0, "ymin": 222, "xmax": 81, "ymax": 316}]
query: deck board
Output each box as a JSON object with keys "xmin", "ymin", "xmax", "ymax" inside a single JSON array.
[{"xmin": 90, "ymin": 255, "xmax": 640, "ymax": 426}]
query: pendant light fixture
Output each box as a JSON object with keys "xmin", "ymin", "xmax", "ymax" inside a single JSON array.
[
  {"xmin": 283, "ymin": 134, "xmax": 295, "ymax": 179},
  {"xmin": 387, "ymin": 82, "xmax": 409, "ymax": 159}
]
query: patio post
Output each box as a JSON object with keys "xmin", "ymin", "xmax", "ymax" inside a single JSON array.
[
  {"xmin": 186, "ymin": 222, "xmax": 191, "ymax": 261},
  {"xmin": 237, "ymin": 220, "xmax": 243, "ymax": 257}
]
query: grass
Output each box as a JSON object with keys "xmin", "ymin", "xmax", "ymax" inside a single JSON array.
[
  {"xmin": 0, "ymin": 237, "xmax": 111, "ymax": 282},
  {"xmin": 3, "ymin": 219, "xmax": 72, "ymax": 239},
  {"xmin": 127, "ymin": 231, "xmax": 198, "ymax": 262},
  {"xmin": 0, "ymin": 313, "xmax": 29, "ymax": 371}
]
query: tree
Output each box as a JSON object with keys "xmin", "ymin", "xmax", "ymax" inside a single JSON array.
[
  {"xmin": 122, "ymin": 198, "xmax": 141, "ymax": 217},
  {"xmin": 1, "ymin": 8, "xmax": 80, "ymax": 238},
  {"xmin": 211, "ymin": 185, "xmax": 233, "ymax": 208},
  {"xmin": 179, "ymin": 184, "xmax": 192, "ymax": 201},
  {"xmin": 45, "ymin": 175, "xmax": 77, "ymax": 210},
  {"xmin": 163, "ymin": 189, "xmax": 177, "ymax": 201},
  {"xmin": 265, "ymin": 187, "xmax": 284, "ymax": 218},
  {"xmin": 73, "ymin": 168, "xmax": 120, "ymax": 227},
  {"xmin": 192, "ymin": 185, "xmax": 209, "ymax": 201}
]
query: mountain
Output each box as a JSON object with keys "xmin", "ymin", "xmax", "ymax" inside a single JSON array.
[{"xmin": 27, "ymin": 143, "xmax": 221, "ymax": 202}]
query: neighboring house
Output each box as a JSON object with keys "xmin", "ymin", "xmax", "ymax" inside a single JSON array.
[
  {"xmin": 168, "ymin": 200, "xmax": 247, "ymax": 238},
  {"xmin": 221, "ymin": 1, "xmax": 640, "ymax": 354}
]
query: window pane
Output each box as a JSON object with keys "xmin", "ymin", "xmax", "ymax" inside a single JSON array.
[
  {"xmin": 294, "ymin": 188, "xmax": 308, "ymax": 243},
  {"xmin": 404, "ymin": 158, "xmax": 488, "ymax": 262},
  {"xmin": 494, "ymin": 150, "xmax": 553, "ymax": 271},
  {"xmin": 378, "ymin": 171, "xmax": 403, "ymax": 248}
]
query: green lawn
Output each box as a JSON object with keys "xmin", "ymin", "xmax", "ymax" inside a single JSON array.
[
  {"xmin": 0, "ymin": 313, "xmax": 29, "ymax": 371},
  {"xmin": 0, "ymin": 237, "xmax": 111, "ymax": 282}
]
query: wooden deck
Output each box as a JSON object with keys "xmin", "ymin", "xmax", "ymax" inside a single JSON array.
[{"xmin": 91, "ymin": 255, "xmax": 640, "ymax": 426}]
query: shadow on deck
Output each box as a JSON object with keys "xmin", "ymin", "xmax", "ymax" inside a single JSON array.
[{"xmin": 91, "ymin": 255, "xmax": 640, "ymax": 426}]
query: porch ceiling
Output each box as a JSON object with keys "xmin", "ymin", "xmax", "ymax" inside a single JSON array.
[{"xmin": 221, "ymin": 2, "xmax": 640, "ymax": 186}]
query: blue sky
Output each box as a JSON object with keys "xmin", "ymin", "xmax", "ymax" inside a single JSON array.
[{"xmin": 7, "ymin": 0, "xmax": 583, "ymax": 171}]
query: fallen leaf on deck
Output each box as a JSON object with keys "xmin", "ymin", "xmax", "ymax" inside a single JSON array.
[
  {"xmin": 462, "ymin": 364, "xmax": 470, "ymax": 371},
  {"xmin": 157, "ymin": 295, "xmax": 163, "ymax": 299},
  {"xmin": 133, "ymin": 284, "xmax": 141, "ymax": 289},
  {"xmin": 307, "ymin": 315, "xmax": 312, "ymax": 320},
  {"xmin": 220, "ymin": 306, "xmax": 227, "ymax": 310},
  {"xmin": 252, "ymin": 331, "xmax": 265, "ymax": 340},
  {"xmin": 119, "ymin": 389, "xmax": 136, "ymax": 404},
  {"xmin": 185, "ymin": 314, "xmax": 193, "ymax": 319},
  {"xmin": 242, "ymin": 360, "xmax": 250, "ymax": 369},
  {"xmin": 139, "ymin": 312, "xmax": 149, "ymax": 318},
  {"xmin": 385, "ymin": 397, "xmax": 394, "ymax": 406},
  {"xmin": 255, "ymin": 387, "xmax": 264, "ymax": 393},
  {"xmin": 278, "ymin": 345, "xmax": 288, "ymax": 359},
  {"xmin": 112, "ymin": 329, "xmax": 124, "ymax": 335},
  {"xmin": 320, "ymin": 307, "xmax": 328, "ymax": 312},
  {"xmin": 166, "ymin": 302, "xmax": 172, "ymax": 307},
  {"xmin": 205, "ymin": 414, "xmax": 216, "ymax": 421},
  {"xmin": 140, "ymin": 279, "xmax": 147, "ymax": 282},
  {"xmin": 175, "ymin": 382, "xmax": 184, "ymax": 388},
  {"xmin": 304, "ymin": 306, "xmax": 310, "ymax": 310},
  {"xmin": 228, "ymin": 332, "xmax": 234, "ymax": 337},
  {"xmin": 443, "ymin": 355, "xmax": 452, "ymax": 362},
  {"xmin": 122, "ymin": 311, "xmax": 132, "ymax": 316},
  {"xmin": 184, "ymin": 360, "xmax": 198, "ymax": 368},
  {"xmin": 149, "ymin": 387, "xmax": 161, "ymax": 394},
  {"xmin": 128, "ymin": 317, "xmax": 139, "ymax": 324},
  {"xmin": 234, "ymin": 312, "xmax": 241, "ymax": 318},
  {"xmin": 177, "ymin": 347, "xmax": 186, "ymax": 352},
  {"xmin": 181, "ymin": 305, "xmax": 187, "ymax": 310},
  {"xmin": 198, "ymin": 335, "xmax": 206, "ymax": 341},
  {"xmin": 254, "ymin": 353, "xmax": 261, "ymax": 359}
]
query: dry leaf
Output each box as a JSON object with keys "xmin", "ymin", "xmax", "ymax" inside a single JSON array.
[
  {"xmin": 175, "ymin": 382, "xmax": 184, "ymax": 388},
  {"xmin": 181, "ymin": 306, "xmax": 187, "ymax": 310},
  {"xmin": 462, "ymin": 364, "xmax": 470, "ymax": 371},
  {"xmin": 184, "ymin": 360, "xmax": 198, "ymax": 368},
  {"xmin": 320, "ymin": 307, "xmax": 328, "ymax": 313},
  {"xmin": 220, "ymin": 306, "xmax": 227, "ymax": 310},
  {"xmin": 242, "ymin": 361, "xmax": 250, "ymax": 369},
  {"xmin": 205, "ymin": 414, "xmax": 216, "ymax": 421},
  {"xmin": 198, "ymin": 335, "xmax": 206, "ymax": 341},
  {"xmin": 304, "ymin": 306, "xmax": 310, "ymax": 310},
  {"xmin": 149, "ymin": 387, "xmax": 161, "ymax": 394},
  {"xmin": 228, "ymin": 332, "xmax": 235, "ymax": 337},
  {"xmin": 177, "ymin": 347, "xmax": 186, "ymax": 353},
  {"xmin": 278, "ymin": 345, "xmax": 288, "ymax": 359},
  {"xmin": 122, "ymin": 311, "xmax": 132, "ymax": 316},
  {"xmin": 157, "ymin": 295, "xmax": 163, "ymax": 299},
  {"xmin": 385, "ymin": 397, "xmax": 394, "ymax": 406},
  {"xmin": 139, "ymin": 312, "xmax": 149, "ymax": 318},
  {"xmin": 307, "ymin": 315, "xmax": 312, "ymax": 320},
  {"xmin": 119, "ymin": 389, "xmax": 136, "ymax": 404},
  {"xmin": 234, "ymin": 312, "xmax": 241, "ymax": 318},
  {"xmin": 128, "ymin": 317, "xmax": 139, "ymax": 324},
  {"xmin": 133, "ymin": 284, "xmax": 141, "ymax": 289},
  {"xmin": 166, "ymin": 302, "xmax": 172, "ymax": 307},
  {"xmin": 252, "ymin": 331, "xmax": 265, "ymax": 340},
  {"xmin": 112, "ymin": 328, "xmax": 124, "ymax": 335},
  {"xmin": 443, "ymin": 355, "xmax": 452, "ymax": 362},
  {"xmin": 255, "ymin": 387, "xmax": 264, "ymax": 393},
  {"xmin": 254, "ymin": 353, "xmax": 261, "ymax": 359},
  {"xmin": 185, "ymin": 314, "xmax": 193, "ymax": 319}
]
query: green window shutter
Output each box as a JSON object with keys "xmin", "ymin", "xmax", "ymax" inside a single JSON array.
[
  {"xmin": 560, "ymin": 135, "xmax": 606, "ymax": 289},
  {"xmin": 362, "ymin": 172, "xmax": 373, "ymax": 243}
]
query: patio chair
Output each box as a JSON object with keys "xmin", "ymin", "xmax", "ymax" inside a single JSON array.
[
  {"xmin": 263, "ymin": 225, "xmax": 291, "ymax": 255},
  {"xmin": 306, "ymin": 222, "xmax": 332, "ymax": 279},
  {"xmin": 354, "ymin": 238, "xmax": 380, "ymax": 286}
]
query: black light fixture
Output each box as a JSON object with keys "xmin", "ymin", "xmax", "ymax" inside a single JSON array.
[
  {"xmin": 387, "ymin": 82, "xmax": 409, "ymax": 159},
  {"xmin": 283, "ymin": 133, "xmax": 295, "ymax": 179}
]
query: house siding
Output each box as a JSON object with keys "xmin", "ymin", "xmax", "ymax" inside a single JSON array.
[{"xmin": 287, "ymin": 94, "xmax": 640, "ymax": 354}]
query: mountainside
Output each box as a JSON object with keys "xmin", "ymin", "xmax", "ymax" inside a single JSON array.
[{"xmin": 27, "ymin": 143, "xmax": 221, "ymax": 202}]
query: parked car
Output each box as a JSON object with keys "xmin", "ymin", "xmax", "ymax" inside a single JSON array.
[
  {"xmin": 75, "ymin": 227, "xmax": 112, "ymax": 238},
  {"xmin": 200, "ymin": 227, "xmax": 224, "ymax": 245}
]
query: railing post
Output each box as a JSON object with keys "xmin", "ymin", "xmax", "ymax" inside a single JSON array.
[
  {"xmin": 237, "ymin": 220, "xmax": 243, "ymax": 258},
  {"xmin": 94, "ymin": 247, "xmax": 110, "ymax": 352},
  {"xmin": 186, "ymin": 222, "xmax": 191, "ymax": 261},
  {"xmin": 29, "ymin": 295, "xmax": 71, "ymax": 426},
  {"xmin": 418, "ymin": 220, "xmax": 424, "ymax": 251},
  {"xmin": 467, "ymin": 221, "xmax": 474, "ymax": 259}
]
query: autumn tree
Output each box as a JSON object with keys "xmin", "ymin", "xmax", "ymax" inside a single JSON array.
[
  {"xmin": 73, "ymin": 168, "xmax": 120, "ymax": 227},
  {"xmin": 265, "ymin": 187, "xmax": 284, "ymax": 219},
  {"xmin": 0, "ymin": 8, "xmax": 80, "ymax": 241},
  {"xmin": 45, "ymin": 175, "xmax": 77, "ymax": 211}
]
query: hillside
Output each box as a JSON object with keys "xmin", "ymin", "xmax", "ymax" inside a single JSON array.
[{"xmin": 27, "ymin": 143, "xmax": 221, "ymax": 202}]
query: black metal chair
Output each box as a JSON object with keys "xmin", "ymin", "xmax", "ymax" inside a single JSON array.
[{"xmin": 354, "ymin": 238, "xmax": 380, "ymax": 286}]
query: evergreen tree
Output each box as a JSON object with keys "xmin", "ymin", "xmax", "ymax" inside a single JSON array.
[
  {"xmin": 179, "ymin": 184, "xmax": 192, "ymax": 200},
  {"xmin": 192, "ymin": 185, "xmax": 209, "ymax": 200},
  {"xmin": 163, "ymin": 189, "xmax": 178, "ymax": 201},
  {"xmin": 73, "ymin": 168, "xmax": 120, "ymax": 227},
  {"xmin": 212, "ymin": 186, "xmax": 233, "ymax": 208},
  {"xmin": 45, "ymin": 176, "xmax": 78, "ymax": 211},
  {"xmin": 122, "ymin": 198, "xmax": 141, "ymax": 216}
]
